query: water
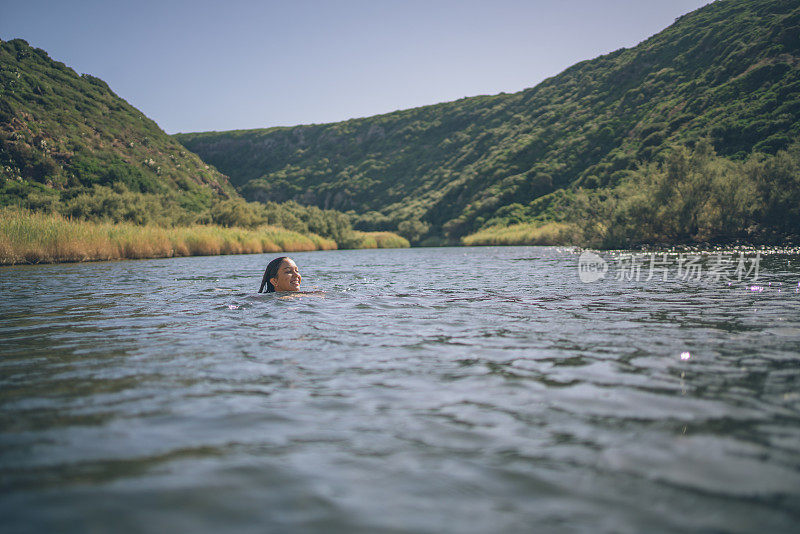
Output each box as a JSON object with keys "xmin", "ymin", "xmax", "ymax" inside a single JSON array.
[{"xmin": 1, "ymin": 246, "xmax": 799, "ymax": 533}]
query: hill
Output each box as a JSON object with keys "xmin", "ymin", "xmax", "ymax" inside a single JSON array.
[
  {"xmin": 0, "ymin": 38, "xmax": 239, "ymax": 223},
  {"xmin": 0, "ymin": 38, "xmax": 398, "ymax": 248},
  {"xmin": 176, "ymin": 0, "xmax": 800, "ymax": 244}
]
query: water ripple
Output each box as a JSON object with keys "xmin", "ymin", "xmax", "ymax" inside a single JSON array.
[{"xmin": 1, "ymin": 247, "xmax": 799, "ymax": 533}]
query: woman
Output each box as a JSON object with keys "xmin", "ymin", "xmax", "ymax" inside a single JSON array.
[{"xmin": 259, "ymin": 256, "xmax": 302, "ymax": 293}]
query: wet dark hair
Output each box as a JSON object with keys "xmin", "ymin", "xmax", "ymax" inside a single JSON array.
[{"xmin": 259, "ymin": 256, "xmax": 289, "ymax": 293}]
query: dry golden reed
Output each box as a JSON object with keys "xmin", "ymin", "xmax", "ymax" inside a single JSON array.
[
  {"xmin": 351, "ymin": 231, "xmax": 410, "ymax": 249},
  {"xmin": 461, "ymin": 222, "xmax": 583, "ymax": 246},
  {"xmin": 0, "ymin": 209, "xmax": 337, "ymax": 265}
]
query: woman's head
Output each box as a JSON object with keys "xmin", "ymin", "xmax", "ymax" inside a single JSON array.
[{"xmin": 259, "ymin": 257, "xmax": 301, "ymax": 293}]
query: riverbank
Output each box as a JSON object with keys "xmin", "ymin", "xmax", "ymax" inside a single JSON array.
[
  {"xmin": 460, "ymin": 221, "xmax": 799, "ymax": 250},
  {"xmin": 349, "ymin": 231, "xmax": 410, "ymax": 249},
  {"xmin": 461, "ymin": 222, "xmax": 582, "ymax": 246},
  {"xmin": 0, "ymin": 209, "xmax": 407, "ymax": 265}
]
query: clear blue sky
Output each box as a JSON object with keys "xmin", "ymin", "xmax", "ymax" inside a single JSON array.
[{"xmin": 1, "ymin": 0, "xmax": 712, "ymax": 134}]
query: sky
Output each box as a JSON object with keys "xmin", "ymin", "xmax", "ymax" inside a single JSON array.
[{"xmin": 1, "ymin": 0, "xmax": 712, "ymax": 134}]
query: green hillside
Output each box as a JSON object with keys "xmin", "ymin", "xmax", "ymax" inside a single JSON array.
[
  {"xmin": 0, "ymin": 38, "xmax": 389, "ymax": 247},
  {"xmin": 177, "ymin": 0, "xmax": 800, "ymax": 245},
  {"xmin": 0, "ymin": 38, "xmax": 239, "ymax": 221}
]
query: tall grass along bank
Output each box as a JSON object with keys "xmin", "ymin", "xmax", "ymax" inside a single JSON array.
[
  {"xmin": 461, "ymin": 222, "xmax": 582, "ymax": 246},
  {"xmin": 347, "ymin": 231, "xmax": 410, "ymax": 249},
  {"xmin": 0, "ymin": 209, "xmax": 337, "ymax": 265}
]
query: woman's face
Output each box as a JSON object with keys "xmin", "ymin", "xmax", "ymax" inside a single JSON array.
[{"xmin": 271, "ymin": 258, "xmax": 301, "ymax": 292}]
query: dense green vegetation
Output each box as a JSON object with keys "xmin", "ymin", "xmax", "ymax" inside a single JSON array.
[
  {"xmin": 579, "ymin": 140, "xmax": 800, "ymax": 247},
  {"xmin": 465, "ymin": 139, "xmax": 800, "ymax": 246},
  {"xmin": 0, "ymin": 38, "xmax": 235, "ymax": 206},
  {"xmin": 178, "ymin": 0, "xmax": 800, "ymax": 245},
  {"xmin": 0, "ymin": 38, "xmax": 406, "ymax": 250}
]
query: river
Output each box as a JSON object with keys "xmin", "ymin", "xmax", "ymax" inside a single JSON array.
[{"xmin": 1, "ymin": 246, "xmax": 799, "ymax": 533}]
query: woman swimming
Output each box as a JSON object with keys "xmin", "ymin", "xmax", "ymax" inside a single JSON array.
[{"xmin": 259, "ymin": 256, "xmax": 302, "ymax": 293}]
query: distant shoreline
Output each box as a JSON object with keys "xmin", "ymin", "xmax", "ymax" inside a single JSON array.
[
  {"xmin": 4, "ymin": 209, "xmax": 795, "ymax": 268},
  {"xmin": 460, "ymin": 221, "xmax": 799, "ymax": 251}
]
